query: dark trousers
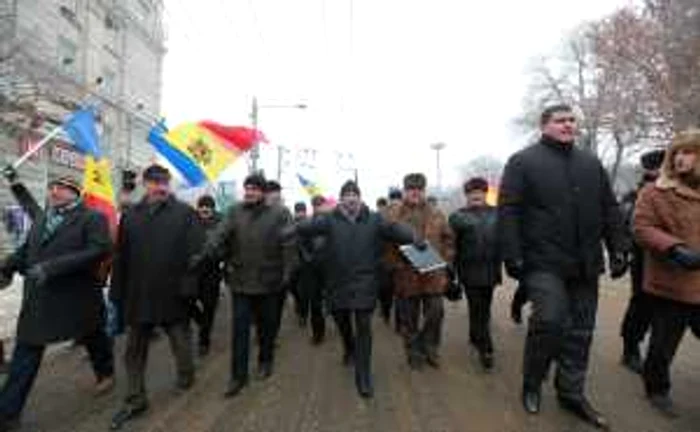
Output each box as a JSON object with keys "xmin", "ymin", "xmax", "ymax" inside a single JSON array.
[
  {"xmin": 620, "ymin": 254, "xmax": 653, "ymax": 348},
  {"xmin": 512, "ymin": 283, "xmax": 528, "ymax": 312},
  {"xmin": 333, "ymin": 309, "xmax": 373, "ymax": 390},
  {"xmin": 298, "ymin": 265, "xmax": 326, "ymax": 339},
  {"xmin": 231, "ymin": 293, "xmax": 278, "ymax": 381},
  {"xmin": 378, "ymin": 269, "xmax": 394, "ymax": 322},
  {"xmin": 403, "ymin": 294, "xmax": 445, "ymax": 361},
  {"xmin": 522, "ymin": 272, "xmax": 598, "ymax": 401},
  {"xmin": 124, "ymin": 321, "xmax": 193, "ymax": 407},
  {"xmin": 271, "ymin": 288, "xmax": 287, "ymax": 343},
  {"xmin": 643, "ymin": 296, "xmax": 700, "ymax": 397},
  {"xmin": 466, "ymin": 287, "xmax": 495, "ymax": 353},
  {"xmin": 0, "ymin": 328, "xmax": 114, "ymax": 420},
  {"xmin": 191, "ymin": 275, "xmax": 221, "ymax": 348}
]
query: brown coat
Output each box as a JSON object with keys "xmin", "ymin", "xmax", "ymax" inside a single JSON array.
[
  {"xmin": 386, "ymin": 201, "xmax": 454, "ymax": 298},
  {"xmin": 634, "ymin": 130, "xmax": 700, "ymax": 305}
]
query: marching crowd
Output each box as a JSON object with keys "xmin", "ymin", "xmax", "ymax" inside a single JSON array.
[{"xmin": 0, "ymin": 104, "xmax": 696, "ymax": 431}]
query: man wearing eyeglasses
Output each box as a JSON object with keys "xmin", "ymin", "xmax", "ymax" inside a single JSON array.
[{"xmin": 498, "ymin": 104, "xmax": 628, "ymax": 430}]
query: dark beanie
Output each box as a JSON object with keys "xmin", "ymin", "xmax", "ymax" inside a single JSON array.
[
  {"xmin": 197, "ymin": 195, "xmax": 216, "ymax": 209},
  {"xmin": 640, "ymin": 149, "xmax": 665, "ymax": 171},
  {"xmin": 403, "ymin": 173, "xmax": 427, "ymax": 189},
  {"xmin": 142, "ymin": 164, "xmax": 171, "ymax": 182},
  {"xmin": 294, "ymin": 202, "xmax": 307, "ymax": 212},
  {"xmin": 388, "ymin": 188, "xmax": 403, "ymax": 200},
  {"xmin": 264, "ymin": 180, "xmax": 282, "ymax": 193},
  {"xmin": 311, "ymin": 195, "xmax": 326, "ymax": 207},
  {"xmin": 340, "ymin": 180, "xmax": 361, "ymax": 197},
  {"xmin": 463, "ymin": 177, "xmax": 489, "ymax": 193},
  {"xmin": 244, "ymin": 173, "xmax": 267, "ymax": 189}
]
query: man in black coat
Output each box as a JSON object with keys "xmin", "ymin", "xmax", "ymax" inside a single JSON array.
[
  {"xmin": 193, "ymin": 174, "xmax": 296, "ymax": 399},
  {"xmin": 449, "ymin": 177, "xmax": 502, "ymax": 371},
  {"xmin": 295, "ymin": 199, "xmax": 328, "ymax": 344},
  {"xmin": 498, "ymin": 104, "xmax": 628, "ymax": 429},
  {"xmin": 0, "ymin": 176, "xmax": 112, "ymax": 431},
  {"xmin": 109, "ymin": 165, "xmax": 204, "ymax": 431},
  {"xmin": 619, "ymin": 148, "xmax": 665, "ymax": 373},
  {"xmin": 190, "ymin": 195, "xmax": 222, "ymax": 357},
  {"xmin": 297, "ymin": 181, "xmax": 416, "ymax": 398}
]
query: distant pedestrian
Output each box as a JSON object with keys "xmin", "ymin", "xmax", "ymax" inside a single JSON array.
[
  {"xmin": 190, "ymin": 195, "xmax": 223, "ymax": 357},
  {"xmin": 619, "ymin": 148, "xmax": 665, "ymax": 374},
  {"xmin": 386, "ymin": 173, "xmax": 455, "ymax": 371},
  {"xmin": 449, "ymin": 177, "xmax": 502, "ymax": 371}
]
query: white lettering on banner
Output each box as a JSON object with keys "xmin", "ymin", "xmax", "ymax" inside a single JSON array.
[{"xmin": 50, "ymin": 143, "xmax": 85, "ymax": 170}]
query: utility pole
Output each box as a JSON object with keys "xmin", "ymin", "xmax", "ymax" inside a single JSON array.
[
  {"xmin": 249, "ymin": 96, "xmax": 259, "ymax": 174},
  {"xmin": 430, "ymin": 142, "xmax": 446, "ymax": 194}
]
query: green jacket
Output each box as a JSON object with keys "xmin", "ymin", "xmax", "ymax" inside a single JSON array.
[{"xmin": 205, "ymin": 201, "xmax": 296, "ymax": 295}]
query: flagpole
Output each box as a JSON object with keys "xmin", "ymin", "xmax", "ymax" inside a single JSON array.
[{"xmin": 12, "ymin": 125, "xmax": 63, "ymax": 169}]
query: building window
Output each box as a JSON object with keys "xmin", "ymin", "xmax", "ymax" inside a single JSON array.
[
  {"xmin": 57, "ymin": 36, "xmax": 78, "ymax": 77},
  {"xmin": 59, "ymin": 0, "xmax": 80, "ymax": 27},
  {"xmin": 101, "ymin": 123, "xmax": 112, "ymax": 157},
  {"xmin": 134, "ymin": 0, "xmax": 151, "ymax": 24},
  {"xmin": 100, "ymin": 68, "xmax": 116, "ymax": 95}
]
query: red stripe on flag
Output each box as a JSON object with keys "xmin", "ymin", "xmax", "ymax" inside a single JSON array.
[
  {"xmin": 84, "ymin": 194, "xmax": 118, "ymax": 239},
  {"xmin": 198, "ymin": 121, "xmax": 266, "ymax": 152}
]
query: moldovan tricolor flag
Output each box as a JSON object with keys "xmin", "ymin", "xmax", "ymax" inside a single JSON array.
[{"xmin": 82, "ymin": 156, "xmax": 118, "ymax": 239}]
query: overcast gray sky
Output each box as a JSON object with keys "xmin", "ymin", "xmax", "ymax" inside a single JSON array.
[{"xmin": 161, "ymin": 0, "xmax": 629, "ymax": 204}]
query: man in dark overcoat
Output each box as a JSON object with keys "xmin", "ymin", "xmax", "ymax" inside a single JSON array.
[
  {"xmin": 0, "ymin": 176, "xmax": 112, "ymax": 431},
  {"xmin": 109, "ymin": 165, "xmax": 203, "ymax": 430}
]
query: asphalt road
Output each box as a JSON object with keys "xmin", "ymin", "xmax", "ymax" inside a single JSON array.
[{"xmin": 8, "ymin": 279, "xmax": 700, "ymax": 432}]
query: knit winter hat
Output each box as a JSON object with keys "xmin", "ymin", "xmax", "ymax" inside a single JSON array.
[{"xmin": 340, "ymin": 180, "xmax": 361, "ymax": 197}]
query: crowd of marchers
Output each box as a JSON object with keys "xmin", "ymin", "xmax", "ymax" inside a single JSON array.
[{"xmin": 0, "ymin": 104, "xmax": 697, "ymax": 431}]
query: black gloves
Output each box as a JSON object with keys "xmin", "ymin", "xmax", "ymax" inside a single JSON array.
[
  {"xmin": 505, "ymin": 259, "xmax": 525, "ymax": 280},
  {"xmin": 26, "ymin": 264, "xmax": 48, "ymax": 287},
  {"xmin": 667, "ymin": 245, "xmax": 700, "ymax": 270},
  {"xmin": 188, "ymin": 254, "xmax": 205, "ymax": 271},
  {"xmin": 1, "ymin": 165, "xmax": 18, "ymax": 184},
  {"xmin": 609, "ymin": 252, "xmax": 629, "ymax": 279},
  {"xmin": 413, "ymin": 238, "xmax": 428, "ymax": 251}
]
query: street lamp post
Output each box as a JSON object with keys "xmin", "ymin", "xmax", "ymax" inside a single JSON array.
[
  {"xmin": 248, "ymin": 97, "xmax": 307, "ymax": 176},
  {"xmin": 430, "ymin": 142, "xmax": 446, "ymax": 195}
]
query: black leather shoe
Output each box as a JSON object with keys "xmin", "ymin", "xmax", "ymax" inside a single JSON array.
[
  {"xmin": 110, "ymin": 404, "xmax": 149, "ymax": 431},
  {"xmin": 311, "ymin": 333, "xmax": 325, "ymax": 346},
  {"xmin": 480, "ymin": 352, "xmax": 494, "ymax": 371},
  {"xmin": 425, "ymin": 353, "xmax": 441, "ymax": 369},
  {"xmin": 408, "ymin": 355, "xmax": 424, "ymax": 371},
  {"xmin": 621, "ymin": 345, "xmax": 643, "ymax": 374},
  {"xmin": 558, "ymin": 397, "xmax": 610, "ymax": 430},
  {"xmin": 522, "ymin": 388, "xmax": 541, "ymax": 414},
  {"xmin": 224, "ymin": 379, "xmax": 248, "ymax": 398},
  {"xmin": 176, "ymin": 374, "xmax": 195, "ymax": 391},
  {"xmin": 256, "ymin": 362, "xmax": 274, "ymax": 381},
  {"xmin": 358, "ymin": 383, "xmax": 374, "ymax": 399},
  {"xmin": 0, "ymin": 417, "xmax": 20, "ymax": 432},
  {"xmin": 343, "ymin": 351, "xmax": 355, "ymax": 366},
  {"xmin": 198, "ymin": 344, "xmax": 210, "ymax": 357},
  {"xmin": 648, "ymin": 394, "xmax": 679, "ymax": 419}
]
